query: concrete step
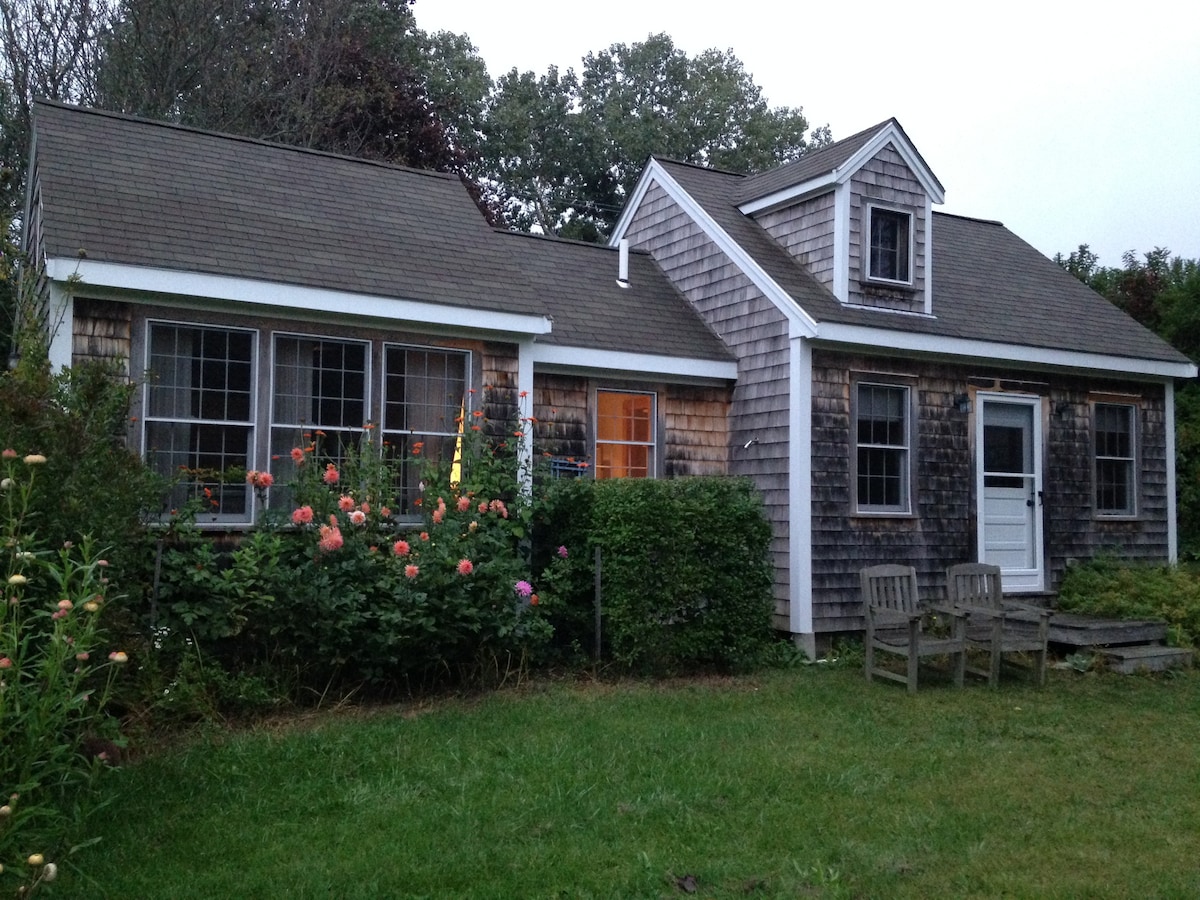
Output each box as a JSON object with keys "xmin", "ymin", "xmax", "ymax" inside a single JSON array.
[{"xmin": 1097, "ymin": 644, "xmax": 1194, "ymax": 674}]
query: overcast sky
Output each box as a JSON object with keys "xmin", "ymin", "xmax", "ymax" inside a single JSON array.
[{"xmin": 414, "ymin": 0, "xmax": 1200, "ymax": 267}]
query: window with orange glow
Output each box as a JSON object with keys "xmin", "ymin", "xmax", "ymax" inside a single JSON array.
[{"xmin": 595, "ymin": 390, "xmax": 655, "ymax": 479}]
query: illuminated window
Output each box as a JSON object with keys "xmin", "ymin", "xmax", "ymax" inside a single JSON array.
[{"xmin": 595, "ymin": 390, "xmax": 655, "ymax": 479}]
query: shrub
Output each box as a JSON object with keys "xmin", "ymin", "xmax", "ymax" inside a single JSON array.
[
  {"xmin": 1058, "ymin": 558, "xmax": 1200, "ymax": 648},
  {"xmin": 140, "ymin": 407, "xmax": 551, "ymax": 703},
  {"xmin": 537, "ymin": 476, "xmax": 775, "ymax": 673},
  {"xmin": 1, "ymin": 453, "xmax": 130, "ymax": 894}
]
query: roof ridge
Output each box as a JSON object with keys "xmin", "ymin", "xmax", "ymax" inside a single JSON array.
[
  {"xmin": 494, "ymin": 228, "xmax": 653, "ymax": 254},
  {"xmin": 652, "ymin": 156, "xmax": 749, "ymax": 178},
  {"xmin": 33, "ymin": 99, "xmax": 460, "ymax": 181}
]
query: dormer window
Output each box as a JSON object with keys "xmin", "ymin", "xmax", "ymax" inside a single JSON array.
[{"xmin": 867, "ymin": 205, "xmax": 912, "ymax": 284}]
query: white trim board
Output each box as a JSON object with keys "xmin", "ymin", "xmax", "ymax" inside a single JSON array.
[
  {"xmin": 815, "ymin": 323, "xmax": 1197, "ymax": 380},
  {"xmin": 532, "ymin": 343, "xmax": 737, "ymax": 383},
  {"xmin": 44, "ymin": 258, "xmax": 553, "ymax": 337}
]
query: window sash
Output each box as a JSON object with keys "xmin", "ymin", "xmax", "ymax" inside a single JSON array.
[
  {"xmin": 1094, "ymin": 403, "xmax": 1136, "ymax": 515},
  {"xmin": 144, "ymin": 321, "xmax": 257, "ymax": 523},
  {"xmin": 867, "ymin": 207, "xmax": 912, "ymax": 283},
  {"xmin": 380, "ymin": 344, "xmax": 471, "ymax": 516},
  {"xmin": 855, "ymin": 382, "xmax": 910, "ymax": 513},
  {"xmin": 595, "ymin": 390, "xmax": 655, "ymax": 479}
]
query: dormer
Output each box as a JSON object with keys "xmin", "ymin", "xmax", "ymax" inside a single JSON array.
[{"xmin": 736, "ymin": 119, "xmax": 944, "ymax": 314}]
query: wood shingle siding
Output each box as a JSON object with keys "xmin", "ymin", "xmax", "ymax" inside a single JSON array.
[
  {"xmin": 625, "ymin": 181, "xmax": 793, "ymax": 626},
  {"xmin": 847, "ymin": 144, "xmax": 928, "ymax": 312},
  {"xmin": 755, "ymin": 192, "xmax": 836, "ymax": 289},
  {"xmin": 72, "ymin": 297, "xmax": 132, "ymax": 374},
  {"xmin": 810, "ymin": 350, "xmax": 1173, "ymax": 634}
]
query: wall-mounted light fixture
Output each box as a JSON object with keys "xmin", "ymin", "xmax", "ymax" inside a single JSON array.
[
  {"xmin": 954, "ymin": 394, "xmax": 972, "ymax": 414},
  {"xmin": 742, "ymin": 437, "xmax": 759, "ymax": 450}
]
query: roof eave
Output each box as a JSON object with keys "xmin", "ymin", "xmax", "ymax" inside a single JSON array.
[{"xmin": 44, "ymin": 257, "xmax": 554, "ymax": 336}]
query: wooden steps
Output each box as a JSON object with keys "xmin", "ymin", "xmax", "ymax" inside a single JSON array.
[{"xmin": 1046, "ymin": 611, "xmax": 1194, "ymax": 674}]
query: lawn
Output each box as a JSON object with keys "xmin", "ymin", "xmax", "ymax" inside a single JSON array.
[{"xmin": 72, "ymin": 663, "xmax": 1200, "ymax": 899}]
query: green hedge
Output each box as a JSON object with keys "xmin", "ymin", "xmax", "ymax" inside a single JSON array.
[
  {"xmin": 537, "ymin": 476, "xmax": 775, "ymax": 673},
  {"xmin": 1058, "ymin": 558, "xmax": 1200, "ymax": 648}
]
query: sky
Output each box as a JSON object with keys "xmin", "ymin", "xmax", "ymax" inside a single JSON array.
[{"xmin": 413, "ymin": 0, "xmax": 1200, "ymax": 267}]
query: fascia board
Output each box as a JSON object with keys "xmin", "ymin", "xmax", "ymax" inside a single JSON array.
[
  {"xmin": 44, "ymin": 257, "xmax": 553, "ymax": 336},
  {"xmin": 836, "ymin": 125, "xmax": 945, "ymax": 203},
  {"xmin": 816, "ymin": 321, "xmax": 1198, "ymax": 380},
  {"xmin": 736, "ymin": 174, "xmax": 837, "ymax": 216},
  {"xmin": 614, "ymin": 161, "xmax": 819, "ymax": 339},
  {"xmin": 532, "ymin": 342, "xmax": 738, "ymax": 383},
  {"xmin": 609, "ymin": 162, "xmax": 655, "ymax": 244}
]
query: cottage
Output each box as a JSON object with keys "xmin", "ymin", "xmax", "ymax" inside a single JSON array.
[{"xmin": 24, "ymin": 102, "xmax": 1195, "ymax": 655}]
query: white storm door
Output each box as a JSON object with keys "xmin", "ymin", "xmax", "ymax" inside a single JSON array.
[{"xmin": 977, "ymin": 395, "xmax": 1045, "ymax": 592}]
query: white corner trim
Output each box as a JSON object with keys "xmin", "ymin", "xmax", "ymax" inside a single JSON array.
[
  {"xmin": 816, "ymin": 321, "xmax": 1198, "ymax": 379},
  {"xmin": 1166, "ymin": 381, "xmax": 1179, "ymax": 563},
  {"xmin": 737, "ymin": 173, "xmax": 838, "ymax": 216},
  {"xmin": 616, "ymin": 161, "xmax": 820, "ymax": 339},
  {"xmin": 790, "ymin": 335, "xmax": 814, "ymax": 635},
  {"xmin": 517, "ymin": 338, "xmax": 535, "ymax": 497},
  {"xmin": 531, "ymin": 343, "xmax": 738, "ymax": 381},
  {"xmin": 44, "ymin": 257, "xmax": 554, "ymax": 336},
  {"xmin": 923, "ymin": 198, "xmax": 934, "ymax": 314},
  {"xmin": 833, "ymin": 184, "xmax": 850, "ymax": 303}
]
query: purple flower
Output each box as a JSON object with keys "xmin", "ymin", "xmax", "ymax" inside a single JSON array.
[
  {"xmin": 514, "ymin": 580, "xmax": 533, "ymax": 598},
  {"xmin": 557, "ymin": 545, "xmax": 569, "ymax": 559}
]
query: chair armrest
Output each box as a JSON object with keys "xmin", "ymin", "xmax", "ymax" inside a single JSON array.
[
  {"xmin": 951, "ymin": 603, "xmax": 1005, "ymax": 619},
  {"xmin": 1002, "ymin": 602, "xmax": 1054, "ymax": 622},
  {"xmin": 927, "ymin": 603, "xmax": 969, "ymax": 620}
]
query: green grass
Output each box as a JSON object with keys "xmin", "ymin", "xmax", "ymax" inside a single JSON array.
[{"xmin": 69, "ymin": 665, "xmax": 1200, "ymax": 899}]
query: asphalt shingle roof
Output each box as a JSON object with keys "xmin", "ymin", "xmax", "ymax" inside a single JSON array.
[
  {"xmin": 656, "ymin": 158, "xmax": 1189, "ymax": 366},
  {"xmin": 30, "ymin": 101, "xmax": 731, "ymax": 363}
]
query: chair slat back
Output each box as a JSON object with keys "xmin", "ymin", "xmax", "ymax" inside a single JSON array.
[
  {"xmin": 861, "ymin": 564, "xmax": 920, "ymax": 614},
  {"xmin": 946, "ymin": 563, "xmax": 1003, "ymax": 609}
]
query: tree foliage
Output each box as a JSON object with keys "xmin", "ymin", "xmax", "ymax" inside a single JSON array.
[
  {"xmin": 481, "ymin": 33, "xmax": 829, "ymax": 240},
  {"xmin": 1058, "ymin": 244, "xmax": 1200, "ymax": 556}
]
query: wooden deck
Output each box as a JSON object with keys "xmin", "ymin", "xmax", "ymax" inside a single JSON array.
[{"xmin": 1046, "ymin": 612, "xmax": 1168, "ymax": 648}]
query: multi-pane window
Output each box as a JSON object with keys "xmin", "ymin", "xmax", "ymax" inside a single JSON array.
[
  {"xmin": 856, "ymin": 382, "xmax": 910, "ymax": 513},
  {"xmin": 270, "ymin": 335, "xmax": 370, "ymax": 503},
  {"xmin": 1094, "ymin": 403, "xmax": 1136, "ymax": 515},
  {"xmin": 144, "ymin": 322, "xmax": 256, "ymax": 522},
  {"xmin": 595, "ymin": 390, "xmax": 655, "ymax": 479},
  {"xmin": 867, "ymin": 207, "xmax": 912, "ymax": 283},
  {"xmin": 382, "ymin": 344, "xmax": 470, "ymax": 515}
]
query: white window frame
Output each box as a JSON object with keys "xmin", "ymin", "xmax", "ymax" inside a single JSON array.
[
  {"xmin": 864, "ymin": 203, "xmax": 914, "ymax": 286},
  {"xmin": 1093, "ymin": 401, "xmax": 1138, "ymax": 517},
  {"xmin": 853, "ymin": 379, "xmax": 913, "ymax": 515},
  {"xmin": 142, "ymin": 319, "xmax": 258, "ymax": 525},
  {"xmin": 269, "ymin": 331, "xmax": 372, "ymax": 506},
  {"xmin": 594, "ymin": 389, "xmax": 657, "ymax": 479},
  {"xmin": 380, "ymin": 342, "xmax": 472, "ymax": 518}
]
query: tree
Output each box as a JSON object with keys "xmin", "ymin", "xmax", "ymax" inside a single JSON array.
[
  {"xmin": 480, "ymin": 33, "xmax": 829, "ymax": 241},
  {"xmin": 96, "ymin": 0, "xmax": 489, "ymax": 175},
  {"xmin": 1058, "ymin": 245, "xmax": 1200, "ymax": 557}
]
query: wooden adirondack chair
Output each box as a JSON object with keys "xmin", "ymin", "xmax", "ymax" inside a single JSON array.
[
  {"xmin": 946, "ymin": 562, "xmax": 1052, "ymax": 687},
  {"xmin": 862, "ymin": 564, "xmax": 966, "ymax": 693}
]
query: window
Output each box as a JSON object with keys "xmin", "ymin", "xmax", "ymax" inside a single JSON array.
[
  {"xmin": 270, "ymin": 334, "xmax": 370, "ymax": 504},
  {"xmin": 144, "ymin": 322, "xmax": 256, "ymax": 522},
  {"xmin": 382, "ymin": 344, "xmax": 470, "ymax": 515},
  {"xmin": 855, "ymin": 382, "xmax": 911, "ymax": 513},
  {"xmin": 1094, "ymin": 403, "xmax": 1136, "ymax": 515},
  {"xmin": 867, "ymin": 206, "xmax": 912, "ymax": 283},
  {"xmin": 595, "ymin": 390, "xmax": 655, "ymax": 479}
]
